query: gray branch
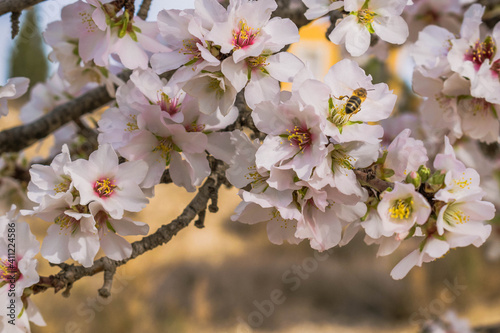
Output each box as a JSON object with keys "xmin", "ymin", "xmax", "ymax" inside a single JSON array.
[
  {"xmin": 34, "ymin": 160, "xmax": 226, "ymax": 296},
  {"xmin": 0, "ymin": 71, "xmax": 131, "ymax": 154},
  {"xmin": 0, "ymin": 0, "xmax": 46, "ymax": 16}
]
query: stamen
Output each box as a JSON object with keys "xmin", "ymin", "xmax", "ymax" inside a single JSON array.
[
  {"xmin": 444, "ymin": 207, "xmax": 470, "ymax": 225},
  {"xmin": 357, "ymin": 9, "xmax": 376, "ymax": 25},
  {"xmin": 389, "ymin": 198, "xmax": 414, "ymax": 220},
  {"xmin": 464, "ymin": 36, "xmax": 496, "ymax": 70},
  {"xmin": 93, "ymin": 178, "xmax": 117, "ymax": 198},
  {"xmin": 285, "ymin": 125, "xmax": 312, "ymax": 151},
  {"xmin": 232, "ymin": 20, "xmax": 260, "ymax": 50},
  {"xmin": 0, "ymin": 259, "xmax": 20, "ymax": 283},
  {"xmin": 331, "ymin": 148, "xmax": 356, "ymax": 171}
]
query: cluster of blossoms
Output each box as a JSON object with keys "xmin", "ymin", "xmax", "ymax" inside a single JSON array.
[
  {"xmin": 411, "ymin": 4, "xmax": 500, "ymax": 143},
  {"xmin": 96, "ymin": 0, "xmax": 303, "ymax": 191},
  {"xmin": 23, "ymin": 144, "xmax": 150, "ymax": 267},
  {"xmin": 364, "ymin": 133, "xmax": 493, "ymax": 279},
  {"xmin": 0, "ymin": 0, "xmax": 498, "ymax": 331},
  {"xmin": 231, "ymin": 58, "xmax": 396, "ymax": 250}
]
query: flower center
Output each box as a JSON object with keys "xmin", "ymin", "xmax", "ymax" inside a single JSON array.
[
  {"xmin": 327, "ymin": 97, "xmax": 351, "ymax": 128},
  {"xmin": 330, "ymin": 147, "xmax": 355, "ymax": 171},
  {"xmin": 93, "ymin": 178, "xmax": 117, "ymax": 198},
  {"xmin": 464, "ymin": 36, "xmax": 496, "ymax": 70},
  {"xmin": 185, "ymin": 122, "xmax": 205, "ymax": 132},
  {"xmin": 444, "ymin": 206, "xmax": 469, "ymax": 225},
  {"xmin": 180, "ymin": 38, "xmax": 202, "ymax": 60},
  {"xmin": 54, "ymin": 213, "xmax": 79, "ymax": 233},
  {"xmin": 232, "ymin": 20, "xmax": 260, "ymax": 50},
  {"xmin": 389, "ymin": 198, "xmax": 414, "ymax": 220},
  {"xmin": 54, "ymin": 175, "xmax": 72, "ymax": 193},
  {"xmin": 271, "ymin": 209, "xmax": 295, "ymax": 229},
  {"xmin": 153, "ymin": 137, "xmax": 175, "ymax": 164},
  {"xmin": 78, "ymin": 10, "xmax": 97, "ymax": 34},
  {"xmin": 158, "ymin": 92, "xmax": 181, "ymax": 116},
  {"xmin": 0, "ymin": 259, "xmax": 20, "ymax": 284},
  {"xmin": 285, "ymin": 125, "xmax": 312, "ymax": 151},
  {"xmin": 126, "ymin": 114, "xmax": 138, "ymax": 132},
  {"xmin": 357, "ymin": 9, "xmax": 376, "ymax": 25},
  {"xmin": 245, "ymin": 165, "xmax": 269, "ymax": 191},
  {"xmin": 450, "ymin": 171, "xmax": 473, "ymax": 192},
  {"xmin": 459, "ymin": 97, "xmax": 492, "ymax": 117},
  {"xmin": 246, "ymin": 55, "xmax": 269, "ymax": 72}
]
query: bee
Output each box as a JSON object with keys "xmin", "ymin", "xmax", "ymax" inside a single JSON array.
[{"xmin": 334, "ymin": 87, "xmax": 371, "ymax": 115}]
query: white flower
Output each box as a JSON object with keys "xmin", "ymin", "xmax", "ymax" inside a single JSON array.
[
  {"xmin": 329, "ymin": 0, "xmax": 409, "ymax": 56},
  {"xmin": 377, "ymin": 182, "xmax": 431, "ymax": 237},
  {"xmin": 303, "ymin": 0, "xmax": 344, "ymax": 20},
  {"xmin": 297, "ymin": 59, "xmax": 396, "ymax": 144},
  {"xmin": 411, "ymin": 25, "xmax": 455, "ymax": 79},
  {"xmin": 0, "ymin": 77, "xmax": 29, "ymax": 117},
  {"xmin": 65, "ymin": 144, "xmax": 149, "ymax": 219},
  {"xmin": 0, "ymin": 207, "xmax": 45, "ymax": 332},
  {"xmin": 436, "ymin": 199, "xmax": 493, "ymax": 245},
  {"xmin": 391, "ymin": 237, "xmax": 450, "ymax": 280},
  {"xmin": 182, "ymin": 67, "xmax": 238, "ymax": 116},
  {"xmin": 384, "ymin": 129, "xmax": 428, "ymax": 182}
]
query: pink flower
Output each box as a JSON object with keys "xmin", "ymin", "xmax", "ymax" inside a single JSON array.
[
  {"xmin": 384, "ymin": 129, "xmax": 428, "ymax": 182},
  {"xmin": 65, "ymin": 144, "xmax": 149, "ymax": 219}
]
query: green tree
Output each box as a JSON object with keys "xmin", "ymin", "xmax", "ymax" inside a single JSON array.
[{"xmin": 9, "ymin": 8, "xmax": 48, "ymax": 90}]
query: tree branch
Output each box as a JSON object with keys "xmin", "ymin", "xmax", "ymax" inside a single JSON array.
[
  {"xmin": 0, "ymin": 71, "xmax": 131, "ymax": 154},
  {"xmin": 32, "ymin": 160, "xmax": 227, "ymax": 296},
  {"xmin": 137, "ymin": 0, "xmax": 152, "ymax": 20},
  {"xmin": 0, "ymin": 0, "xmax": 45, "ymax": 16}
]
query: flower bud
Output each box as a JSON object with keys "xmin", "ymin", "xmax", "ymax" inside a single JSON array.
[
  {"xmin": 417, "ymin": 165, "xmax": 431, "ymax": 183},
  {"xmin": 405, "ymin": 170, "xmax": 421, "ymax": 189}
]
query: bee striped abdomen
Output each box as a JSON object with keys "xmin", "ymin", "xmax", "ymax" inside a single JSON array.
[{"xmin": 345, "ymin": 96, "xmax": 362, "ymax": 114}]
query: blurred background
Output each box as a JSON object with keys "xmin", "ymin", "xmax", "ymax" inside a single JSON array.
[{"xmin": 1, "ymin": 1, "xmax": 500, "ymax": 332}]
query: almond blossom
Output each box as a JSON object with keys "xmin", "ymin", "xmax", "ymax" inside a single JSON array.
[
  {"xmin": 0, "ymin": 78, "xmax": 29, "ymax": 117},
  {"xmin": 329, "ymin": 0, "xmax": 409, "ymax": 56},
  {"xmin": 383, "ymin": 129, "xmax": 428, "ymax": 182},
  {"xmin": 65, "ymin": 144, "xmax": 149, "ymax": 219},
  {"xmin": 302, "ymin": 0, "xmax": 345, "ymax": 20},
  {"xmin": 447, "ymin": 4, "xmax": 500, "ymax": 104},
  {"xmin": 0, "ymin": 207, "xmax": 45, "ymax": 332}
]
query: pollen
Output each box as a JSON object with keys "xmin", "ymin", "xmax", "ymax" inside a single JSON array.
[
  {"xmin": 54, "ymin": 175, "xmax": 72, "ymax": 193},
  {"xmin": 158, "ymin": 92, "xmax": 181, "ymax": 116},
  {"xmin": 180, "ymin": 38, "xmax": 201, "ymax": 59},
  {"xmin": 0, "ymin": 259, "xmax": 20, "ymax": 283},
  {"xmin": 465, "ymin": 36, "xmax": 496, "ymax": 70},
  {"xmin": 285, "ymin": 125, "xmax": 312, "ymax": 151},
  {"xmin": 331, "ymin": 147, "xmax": 356, "ymax": 171},
  {"xmin": 444, "ymin": 207, "xmax": 470, "ymax": 225},
  {"xmin": 79, "ymin": 11, "xmax": 96, "ymax": 33},
  {"xmin": 245, "ymin": 165, "xmax": 268, "ymax": 190},
  {"xmin": 247, "ymin": 55, "xmax": 269, "ymax": 72},
  {"xmin": 389, "ymin": 198, "xmax": 414, "ymax": 220},
  {"xmin": 453, "ymin": 173, "xmax": 472, "ymax": 190},
  {"xmin": 93, "ymin": 178, "xmax": 117, "ymax": 198},
  {"xmin": 271, "ymin": 209, "xmax": 295, "ymax": 229},
  {"xmin": 126, "ymin": 114, "xmax": 139, "ymax": 132},
  {"xmin": 232, "ymin": 20, "xmax": 260, "ymax": 50},
  {"xmin": 153, "ymin": 137, "xmax": 174, "ymax": 164},
  {"xmin": 357, "ymin": 9, "xmax": 376, "ymax": 25}
]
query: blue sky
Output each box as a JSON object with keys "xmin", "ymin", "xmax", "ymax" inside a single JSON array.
[{"xmin": 0, "ymin": 0, "xmax": 195, "ymax": 82}]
